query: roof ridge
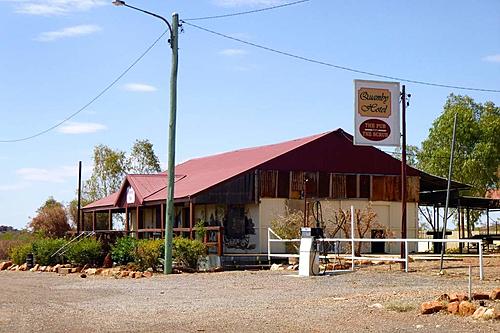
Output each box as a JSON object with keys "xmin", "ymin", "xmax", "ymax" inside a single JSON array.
[
  {"xmin": 180, "ymin": 131, "xmax": 332, "ymax": 165},
  {"xmin": 183, "ymin": 131, "xmax": 333, "ymax": 197}
]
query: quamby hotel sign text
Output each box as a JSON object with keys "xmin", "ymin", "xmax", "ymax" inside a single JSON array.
[{"xmin": 354, "ymin": 80, "xmax": 400, "ymax": 147}]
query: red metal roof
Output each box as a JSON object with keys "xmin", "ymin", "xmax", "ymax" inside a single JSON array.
[
  {"xmin": 83, "ymin": 192, "xmax": 119, "ymax": 210},
  {"xmin": 147, "ymin": 131, "xmax": 329, "ymax": 202},
  {"xmin": 83, "ymin": 129, "xmax": 426, "ymax": 210}
]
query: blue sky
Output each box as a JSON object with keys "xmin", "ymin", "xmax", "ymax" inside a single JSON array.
[{"xmin": 0, "ymin": 0, "xmax": 499, "ymax": 229}]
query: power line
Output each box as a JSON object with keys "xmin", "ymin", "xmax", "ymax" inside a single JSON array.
[
  {"xmin": 183, "ymin": 0, "xmax": 310, "ymax": 21},
  {"xmin": 181, "ymin": 21, "xmax": 500, "ymax": 94},
  {"xmin": 0, "ymin": 30, "xmax": 169, "ymax": 143}
]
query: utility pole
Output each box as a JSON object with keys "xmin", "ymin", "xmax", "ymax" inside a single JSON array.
[
  {"xmin": 400, "ymin": 85, "xmax": 408, "ymax": 269},
  {"xmin": 77, "ymin": 161, "xmax": 82, "ymax": 234},
  {"xmin": 112, "ymin": 1, "xmax": 179, "ymax": 274},
  {"xmin": 439, "ymin": 113, "xmax": 458, "ymax": 272},
  {"xmin": 164, "ymin": 13, "xmax": 179, "ymax": 274}
]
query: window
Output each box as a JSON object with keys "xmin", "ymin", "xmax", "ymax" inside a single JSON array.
[
  {"xmin": 346, "ymin": 175, "xmax": 357, "ymax": 198},
  {"xmin": 359, "ymin": 175, "xmax": 370, "ymax": 198}
]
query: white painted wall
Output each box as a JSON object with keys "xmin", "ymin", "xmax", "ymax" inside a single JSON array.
[{"xmin": 260, "ymin": 198, "xmax": 418, "ymax": 254}]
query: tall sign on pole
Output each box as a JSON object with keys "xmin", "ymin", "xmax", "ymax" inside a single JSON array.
[
  {"xmin": 354, "ymin": 80, "xmax": 400, "ymax": 147},
  {"xmin": 354, "ymin": 79, "xmax": 407, "ymax": 268}
]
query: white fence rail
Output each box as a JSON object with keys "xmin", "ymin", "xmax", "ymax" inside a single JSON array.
[{"xmin": 267, "ymin": 228, "xmax": 484, "ymax": 280}]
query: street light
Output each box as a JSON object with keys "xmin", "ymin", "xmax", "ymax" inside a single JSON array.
[{"xmin": 112, "ymin": 1, "xmax": 179, "ymax": 275}]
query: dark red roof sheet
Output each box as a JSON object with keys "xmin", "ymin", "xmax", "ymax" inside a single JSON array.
[{"xmin": 83, "ymin": 129, "xmax": 432, "ymax": 210}]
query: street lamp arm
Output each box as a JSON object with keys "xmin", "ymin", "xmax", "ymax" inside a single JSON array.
[{"xmin": 113, "ymin": 1, "xmax": 172, "ymax": 36}]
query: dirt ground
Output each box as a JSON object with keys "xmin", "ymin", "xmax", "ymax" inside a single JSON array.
[{"xmin": 0, "ymin": 257, "xmax": 499, "ymax": 333}]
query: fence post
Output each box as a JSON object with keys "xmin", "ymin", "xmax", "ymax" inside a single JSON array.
[
  {"xmin": 267, "ymin": 228, "xmax": 271, "ymax": 262},
  {"xmin": 351, "ymin": 205, "xmax": 355, "ymax": 271},
  {"xmin": 405, "ymin": 239, "xmax": 409, "ymax": 272},
  {"xmin": 478, "ymin": 240, "xmax": 483, "ymax": 280}
]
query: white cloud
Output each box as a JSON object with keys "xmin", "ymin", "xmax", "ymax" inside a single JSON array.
[
  {"xmin": 122, "ymin": 83, "xmax": 158, "ymax": 92},
  {"xmin": 482, "ymin": 54, "xmax": 500, "ymax": 63},
  {"xmin": 58, "ymin": 122, "xmax": 107, "ymax": 134},
  {"xmin": 0, "ymin": 182, "xmax": 30, "ymax": 192},
  {"xmin": 14, "ymin": 0, "xmax": 106, "ymax": 16},
  {"xmin": 219, "ymin": 48, "xmax": 247, "ymax": 56},
  {"xmin": 35, "ymin": 24, "xmax": 101, "ymax": 42},
  {"xmin": 16, "ymin": 166, "xmax": 78, "ymax": 183},
  {"xmin": 213, "ymin": 0, "xmax": 287, "ymax": 7}
]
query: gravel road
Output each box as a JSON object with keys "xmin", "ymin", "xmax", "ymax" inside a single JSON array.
[{"xmin": 1, "ymin": 259, "xmax": 499, "ymax": 333}]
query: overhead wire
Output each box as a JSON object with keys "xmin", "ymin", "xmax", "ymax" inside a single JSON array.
[
  {"xmin": 183, "ymin": 0, "xmax": 310, "ymax": 21},
  {"xmin": 0, "ymin": 1, "xmax": 309, "ymax": 143},
  {"xmin": 181, "ymin": 21, "xmax": 500, "ymax": 94},
  {"xmin": 0, "ymin": 30, "xmax": 169, "ymax": 143}
]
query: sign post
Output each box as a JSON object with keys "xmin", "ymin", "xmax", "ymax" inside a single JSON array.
[{"xmin": 354, "ymin": 79, "xmax": 407, "ymax": 269}]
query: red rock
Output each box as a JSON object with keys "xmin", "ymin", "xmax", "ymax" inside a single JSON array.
[
  {"xmin": 120, "ymin": 271, "xmax": 130, "ymax": 278},
  {"xmin": 472, "ymin": 307, "xmax": 487, "ymax": 320},
  {"xmin": 420, "ymin": 301, "xmax": 443, "ymax": 314},
  {"xmin": 100, "ymin": 269, "xmax": 111, "ymax": 277},
  {"xmin": 0, "ymin": 261, "xmax": 12, "ymax": 270},
  {"xmin": 80, "ymin": 273, "xmax": 87, "ymax": 278},
  {"xmin": 143, "ymin": 271, "xmax": 153, "ymax": 278},
  {"xmin": 490, "ymin": 288, "xmax": 500, "ymax": 300},
  {"xmin": 459, "ymin": 301, "xmax": 476, "ymax": 316},
  {"xmin": 472, "ymin": 292, "xmax": 489, "ymax": 300},
  {"xmin": 9, "ymin": 265, "xmax": 18, "ymax": 271},
  {"xmin": 29, "ymin": 264, "xmax": 40, "ymax": 272},
  {"xmin": 436, "ymin": 294, "xmax": 450, "ymax": 302},
  {"xmin": 19, "ymin": 263, "xmax": 28, "ymax": 271},
  {"xmin": 447, "ymin": 301, "xmax": 460, "ymax": 315},
  {"xmin": 133, "ymin": 272, "xmax": 142, "ymax": 279},
  {"xmin": 58, "ymin": 267, "xmax": 71, "ymax": 275},
  {"xmin": 449, "ymin": 293, "xmax": 468, "ymax": 302},
  {"xmin": 94, "ymin": 268, "xmax": 103, "ymax": 275},
  {"xmin": 494, "ymin": 304, "xmax": 500, "ymax": 320}
]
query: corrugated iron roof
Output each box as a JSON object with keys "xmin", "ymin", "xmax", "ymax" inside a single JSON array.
[
  {"xmin": 146, "ymin": 131, "xmax": 328, "ymax": 202},
  {"xmin": 83, "ymin": 191, "xmax": 119, "ymax": 210},
  {"xmin": 83, "ymin": 129, "xmax": 467, "ymax": 211},
  {"xmin": 83, "ymin": 131, "xmax": 326, "ymax": 210}
]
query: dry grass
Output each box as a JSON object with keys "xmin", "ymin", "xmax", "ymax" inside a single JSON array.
[{"xmin": 385, "ymin": 300, "xmax": 416, "ymax": 312}]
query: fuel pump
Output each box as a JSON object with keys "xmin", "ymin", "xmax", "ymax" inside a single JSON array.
[{"xmin": 298, "ymin": 201, "xmax": 324, "ymax": 276}]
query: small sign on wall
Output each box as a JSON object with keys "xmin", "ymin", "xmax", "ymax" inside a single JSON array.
[
  {"xmin": 354, "ymin": 80, "xmax": 400, "ymax": 147},
  {"xmin": 126, "ymin": 186, "xmax": 135, "ymax": 204}
]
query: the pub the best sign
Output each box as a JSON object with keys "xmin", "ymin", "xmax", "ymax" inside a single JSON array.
[{"xmin": 354, "ymin": 80, "xmax": 400, "ymax": 147}]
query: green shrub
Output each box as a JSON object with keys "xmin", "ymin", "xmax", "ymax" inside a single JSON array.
[
  {"xmin": 9, "ymin": 242, "xmax": 33, "ymax": 265},
  {"xmin": 172, "ymin": 237, "xmax": 206, "ymax": 269},
  {"xmin": 65, "ymin": 238, "xmax": 102, "ymax": 266},
  {"xmin": 134, "ymin": 239, "xmax": 164, "ymax": 271},
  {"xmin": 195, "ymin": 219, "xmax": 206, "ymax": 241},
  {"xmin": 0, "ymin": 231, "xmax": 36, "ymax": 260},
  {"xmin": 32, "ymin": 238, "xmax": 67, "ymax": 266},
  {"xmin": 111, "ymin": 237, "xmax": 137, "ymax": 265}
]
